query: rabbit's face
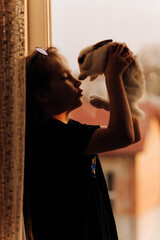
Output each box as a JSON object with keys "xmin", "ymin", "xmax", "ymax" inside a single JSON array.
[{"xmin": 78, "ymin": 39, "xmax": 113, "ymax": 80}]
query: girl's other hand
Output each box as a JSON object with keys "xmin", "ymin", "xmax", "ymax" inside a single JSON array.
[{"xmin": 104, "ymin": 42, "xmax": 135, "ymax": 79}]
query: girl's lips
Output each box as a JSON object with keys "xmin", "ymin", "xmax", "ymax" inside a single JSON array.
[{"xmin": 77, "ymin": 89, "xmax": 83, "ymax": 97}]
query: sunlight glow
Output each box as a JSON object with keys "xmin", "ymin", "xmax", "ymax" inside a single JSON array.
[{"xmin": 52, "ymin": 0, "xmax": 160, "ymax": 71}]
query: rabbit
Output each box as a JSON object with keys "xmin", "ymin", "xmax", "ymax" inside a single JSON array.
[{"xmin": 77, "ymin": 39, "xmax": 145, "ymax": 118}]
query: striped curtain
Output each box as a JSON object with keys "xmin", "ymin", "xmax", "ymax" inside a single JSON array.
[{"xmin": 0, "ymin": 0, "xmax": 25, "ymax": 239}]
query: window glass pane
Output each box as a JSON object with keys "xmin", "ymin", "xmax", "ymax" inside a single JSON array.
[
  {"xmin": 51, "ymin": 1, "xmax": 160, "ymax": 240},
  {"xmin": 52, "ymin": 0, "xmax": 160, "ymax": 73}
]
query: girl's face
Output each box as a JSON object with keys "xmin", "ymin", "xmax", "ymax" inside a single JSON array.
[{"xmin": 45, "ymin": 55, "xmax": 83, "ymax": 114}]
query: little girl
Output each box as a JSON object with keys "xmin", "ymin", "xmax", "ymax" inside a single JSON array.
[{"xmin": 23, "ymin": 44, "xmax": 141, "ymax": 240}]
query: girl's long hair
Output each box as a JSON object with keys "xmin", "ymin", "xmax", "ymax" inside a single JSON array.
[{"xmin": 24, "ymin": 47, "xmax": 59, "ymax": 239}]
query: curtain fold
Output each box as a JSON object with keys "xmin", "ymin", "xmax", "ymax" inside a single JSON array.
[{"xmin": 0, "ymin": 0, "xmax": 25, "ymax": 239}]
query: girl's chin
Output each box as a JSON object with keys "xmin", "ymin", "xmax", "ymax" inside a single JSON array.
[
  {"xmin": 77, "ymin": 97, "xmax": 83, "ymax": 107},
  {"xmin": 71, "ymin": 98, "xmax": 83, "ymax": 111}
]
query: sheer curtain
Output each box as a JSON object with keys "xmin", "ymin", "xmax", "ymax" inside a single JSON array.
[{"xmin": 0, "ymin": 0, "xmax": 25, "ymax": 239}]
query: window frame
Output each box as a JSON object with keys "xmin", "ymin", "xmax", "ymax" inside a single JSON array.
[{"xmin": 26, "ymin": 0, "xmax": 52, "ymax": 55}]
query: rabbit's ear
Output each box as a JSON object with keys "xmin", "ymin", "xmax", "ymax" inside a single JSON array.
[
  {"xmin": 78, "ymin": 54, "xmax": 86, "ymax": 65},
  {"xmin": 90, "ymin": 75, "xmax": 98, "ymax": 81},
  {"xmin": 92, "ymin": 39, "xmax": 113, "ymax": 50}
]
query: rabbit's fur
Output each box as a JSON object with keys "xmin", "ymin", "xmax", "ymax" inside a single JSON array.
[{"xmin": 78, "ymin": 40, "xmax": 145, "ymax": 118}]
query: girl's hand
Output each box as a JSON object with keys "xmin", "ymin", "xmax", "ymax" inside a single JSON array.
[{"xmin": 104, "ymin": 42, "xmax": 135, "ymax": 79}]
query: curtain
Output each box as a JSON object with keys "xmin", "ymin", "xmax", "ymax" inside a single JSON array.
[{"xmin": 0, "ymin": 0, "xmax": 25, "ymax": 239}]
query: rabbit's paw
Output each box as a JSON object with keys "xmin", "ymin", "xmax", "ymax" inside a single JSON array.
[{"xmin": 89, "ymin": 95, "xmax": 105, "ymax": 109}]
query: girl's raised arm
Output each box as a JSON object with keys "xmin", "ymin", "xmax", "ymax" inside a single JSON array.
[{"xmin": 83, "ymin": 43, "xmax": 141, "ymax": 155}]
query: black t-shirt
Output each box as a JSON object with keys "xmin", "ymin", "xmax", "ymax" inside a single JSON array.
[{"xmin": 26, "ymin": 119, "xmax": 118, "ymax": 240}]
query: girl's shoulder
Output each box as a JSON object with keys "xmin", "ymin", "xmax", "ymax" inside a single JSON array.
[{"xmin": 34, "ymin": 119, "xmax": 99, "ymax": 142}]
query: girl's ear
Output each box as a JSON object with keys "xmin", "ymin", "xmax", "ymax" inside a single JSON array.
[{"xmin": 34, "ymin": 89, "xmax": 49, "ymax": 104}]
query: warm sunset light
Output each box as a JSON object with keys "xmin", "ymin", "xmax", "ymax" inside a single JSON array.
[{"xmin": 52, "ymin": 0, "xmax": 160, "ymax": 70}]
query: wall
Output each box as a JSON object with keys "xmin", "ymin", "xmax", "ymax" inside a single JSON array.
[
  {"xmin": 100, "ymin": 154, "xmax": 136, "ymax": 240},
  {"xmin": 99, "ymin": 117, "xmax": 160, "ymax": 240},
  {"xmin": 135, "ymin": 117, "xmax": 160, "ymax": 240}
]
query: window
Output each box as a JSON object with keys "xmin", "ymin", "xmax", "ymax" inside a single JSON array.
[
  {"xmin": 107, "ymin": 172, "xmax": 114, "ymax": 191},
  {"xmin": 51, "ymin": 0, "xmax": 160, "ymax": 98},
  {"xmin": 51, "ymin": 2, "xmax": 160, "ymax": 239},
  {"xmin": 51, "ymin": 0, "xmax": 160, "ymax": 73},
  {"xmin": 105, "ymin": 171, "xmax": 116, "ymax": 208}
]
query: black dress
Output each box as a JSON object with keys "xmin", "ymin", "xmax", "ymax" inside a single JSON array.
[{"xmin": 25, "ymin": 119, "xmax": 118, "ymax": 240}]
